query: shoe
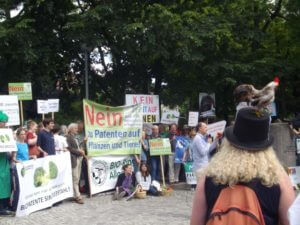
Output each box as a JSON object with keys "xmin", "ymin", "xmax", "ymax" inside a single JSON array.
[
  {"xmin": 0, "ymin": 209, "xmax": 15, "ymax": 217},
  {"xmin": 75, "ymin": 198, "xmax": 84, "ymax": 204},
  {"xmin": 117, "ymin": 191, "xmax": 126, "ymax": 200}
]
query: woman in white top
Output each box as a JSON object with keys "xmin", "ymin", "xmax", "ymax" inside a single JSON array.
[
  {"xmin": 136, "ymin": 163, "xmax": 159, "ymax": 196},
  {"xmin": 52, "ymin": 124, "xmax": 68, "ymax": 154}
]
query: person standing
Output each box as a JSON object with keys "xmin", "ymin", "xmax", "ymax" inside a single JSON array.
[
  {"xmin": 26, "ymin": 120, "xmax": 42, "ymax": 158},
  {"xmin": 53, "ymin": 124, "xmax": 68, "ymax": 154},
  {"xmin": 0, "ymin": 111, "xmax": 14, "ymax": 216},
  {"xmin": 149, "ymin": 125, "xmax": 161, "ymax": 181},
  {"xmin": 192, "ymin": 122, "xmax": 221, "ymax": 173},
  {"xmin": 37, "ymin": 118, "xmax": 55, "ymax": 156},
  {"xmin": 168, "ymin": 124, "xmax": 177, "ymax": 184},
  {"xmin": 66, "ymin": 123, "xmax": 85, "ymax": 204}
]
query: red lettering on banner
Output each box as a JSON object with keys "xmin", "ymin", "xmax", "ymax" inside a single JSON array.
[{"xmin": 133, "ymin": 96, "xmax": 138, "ymax": 104}]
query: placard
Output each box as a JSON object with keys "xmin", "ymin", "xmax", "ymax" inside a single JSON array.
[
  {"xmin": 296, "ymin": 138, "xmax": 300, "ymax": 155},
  {"xmin": 88, "ymin": 156, "xmax": 134, "ymax": 195},
  {"xmin": 188, "ymin": 112, "xmax": 199, "ymax": 127},
  {"xmin": 199, "ymin": 93, "xmax": 216, "ymax": 117},
  {"xmin": 83, "ymin": 99, "xmax": 143, "ymax": 156},
  {"xmin": 149, "ymin": 138, "xmax": 172, "ymax": 156},
  {"xmin": 16, "ymin": 152, "xmax": 73, "ymax": 217},
  {"xmin": 160, "ymin": 110, "xmax": 180, "ymax": 125},
  {"xmin": 184, "ymin": 162, "xmax": 197, "ymax": 185},
  {"xmin": 8, "ymin": 82, "xmax": 32, "ymax": 100},
  {"xmin": 125, "ymin": 94, "xmax": 160, "ymax": 123},
  {"xmin": 288, "ymin": 167, "xmax": 300, "ymax": 190},
  {"xmin": 0, "ymin": 95, "xmax": 20, "ymax": 126},
  {"xmin": 37, "ymin": 100, "xmax": 49, "ymax": 114},
  {"xmin": 48, "ymin": 99, "xmax": 59, "ymax": 113},
  {"xmin": 207, "ymin": 120, "xmax": 227, "ymax": 139},
  {"xmin": 0, "ymin": 128, "xmax": 17, "ymax": 152}
]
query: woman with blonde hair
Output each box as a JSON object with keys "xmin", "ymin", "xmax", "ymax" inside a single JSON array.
[{"xmin": 191, "ymin": 108, "xmax": 295, "ymax": 225}]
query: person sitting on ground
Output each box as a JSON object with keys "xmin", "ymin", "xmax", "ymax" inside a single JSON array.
[
  {"xmin": 136, "ymin": 162, "xmax": 159, "ymax": 196},
  {"xmin": 114, "ymin": 164, "xmax": 136, "ymax": 200},
  {"xmin": 190, "ymin": 107, "xmax": 295, "ymax": 225}
]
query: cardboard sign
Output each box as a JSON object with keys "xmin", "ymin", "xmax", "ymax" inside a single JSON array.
[
  {"xmin": 149, "ymin": 138, "xmax": 172, "ymax": 156},
  {"xmin": 125, "ymin": 94, "xmax": 160, "ymax": 123},
  {"xmin": 184, "ymin": 162, "xmax": 197, "ymax": 185},
  {"xmin": 0, "ymin": 95, "xmax": 20, "ymax": 126},
  {"xmin": 16, "ymin": 152, "xmax": 73, "ymax": 217},
  {"xmin": 160, "ymin": 110, "xmax": 180, "ymax": 125},
  {"xmin": 83, "ymin": 99, "xmax": 143, "ymax": 156},
  {"xmin": 288, "ymin": 167, "xmax": 300, "ymax": 190},
  {"xmin": 88, "ymin": 156, "xmax": 134, "ymax": 195},
  {"xmin": 0, "ymin": 128, "xmax": 17, "ymax": 152},
  {"xmin": 48, "ymin": 99, "xmax": 59, "ymax": 113},
  {"xmin": 8, "ymin": 82, "xmax": 32, "ymax": 100},
  {"xmin": 37, "ymin": 99, "xmax": 60, "ymax": 114},
  {"xmin": 207, "ymin": 120, "xmax": 227, "ymax": 139},
  {"xmin": 188, "ymin": 112, "xmax": 199, "ymax": 127}
]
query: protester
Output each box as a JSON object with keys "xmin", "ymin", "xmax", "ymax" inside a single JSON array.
[
  {"xmin": 59, "ymin": 125, "xmax": 68, "ymax": 136},
  {"xmin": 53, "ymin": 124, "xmax": 68, "ymax": 154},
  {"xmin": 0, "ymin": 111, "xmax": 14, "ymax": 216},
  {"xmin": 168, "ymin": 124, "xmax": 177, "ymax": 184},
  {"xmin": 149, "ymin": 125, "xmax": 161, "ymax": 181},
  {"xmin": 37, "ymin": 118, "xmax": 55, "ymax": 156},
  {"xmin": 183, "ymin": 128, "xmax": 196, "ymax": 162},
  {"xmin": 26, "ymin": 120, "xmax": 42, "ymax": 158},
  {"xmin": 11, "ymin": 128, "xmax": 33, "ymax": 211},
  {"xmin": 37, "ymin": 122, "xmax": 44, "ymax": 134},
  {"xmin": 136, "ymin": 163, "xmax": 159, "ymax": 196},
  {"xmin": 290, "ymin": 113, "xmax": 300, "ymax": 166},
  {"xmin": 159, "ymin": 124, "xmax": 169, "ymax": 138},
  {"xmin": 113, "ymin": 164, "xmax": 136, "ymax": 200},
  {"xmin": 190, "ymin": 108, "xmax": 295, "ymax": 225},
  {"xmin": 140, "ymin": 131, "xmax": 149, "ymax": 162},
  {"xmin": 191, "ymin": 122, "xmax": 221, "ymax": 173},
  {"xmin": 66, "ymin": 123, "xmax": 85, "ymax": 204}
]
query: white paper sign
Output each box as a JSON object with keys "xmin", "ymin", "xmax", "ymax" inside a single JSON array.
[
  {"xmin": 288, "ymin": 167, "xmax": 300, "ymax": 190},
  {"xmin": 16, "ymin": 152, "xmax": 73, "ymax": 217},
  {"xmin": 0, "ymin": 128, "xmax": 17, "ymax": 152},
  {"xmin": 48, "ymin": 99, "xmax": 59, "ymax": 113},
  {"xmin": 88, "ymin": 156, "xmax": 134, "ymax": 195},
  {"xmin": 125, "ymin": 94, "xmax": 160, "ymax": 123},
  {"xmin": 199, "ymin": 93, "xmax": 216, "ymax": 117},
  {"xmin": 207, "ymin": 120, "xmax": 227, "ymax": 139},
  {"xmin": 188, "ymin": 112, "xmax": 199, "ymax": 127},
  {"xmin": 160, "ymin": 110, "xmax": 180, "ymax": 125},
  {"xmin": 0, "ymin": 95, "xmax": 20, "ymax": 126},
  {"xmin": 37, "ymin": 100, "xmax": 49, "ymax": 114},
  {"xmin": 296, "ymin": 138, "xmax": 300, "ymax": 154}
]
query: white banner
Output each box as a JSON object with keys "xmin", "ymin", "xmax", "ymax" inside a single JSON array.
[
  {"xmin": 0, "ymin": 128, "xmax": 17, "ymax": 152},
  {"xmin": 0, "ymin": 95, "xmax": 20, "ymax": 126},
  {"xmin": 160, "ymin": 110, "xmax": 180, "ymax": 125},
  {"xmin": 188, "ymin": 112, "xmax": 199, "ymax": 127},
  {"xmin": 88, "ymin": 156, "xmax": 134, "ymax": 195},
  {"xmin": 16, "ymin": 152, "xmax": 73, "ymax": 217},
  {"xmin": 207, "ymin": 120, "xmax": 227, "ymax": 139},
  {"xmin": 125, "ymin": 94, "xmax": 160, "ymax": 123}
]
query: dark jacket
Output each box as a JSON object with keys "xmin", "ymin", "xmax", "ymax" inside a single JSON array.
[
  {"xmin": 66, "ymin": 134, "xmax": 82, "ymax": 168},
  {"xmin": 115, "ymin": 172, "xmax": 136, "ymax": 189}
]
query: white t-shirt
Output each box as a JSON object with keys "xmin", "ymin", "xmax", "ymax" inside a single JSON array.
[
  {"xmin": 136, "ymin": 171, "xmax": 151, "ymax": 191},
  {"xmin": 54, "ymin": 134, "xmax": 68, "ymax": 154}
]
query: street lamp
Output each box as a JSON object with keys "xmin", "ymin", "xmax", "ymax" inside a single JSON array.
[{"xmin": 81, "ymin": 44, "xmax": 92, "ymax": 99}]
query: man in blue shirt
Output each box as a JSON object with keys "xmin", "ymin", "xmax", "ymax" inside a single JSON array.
[{"xmin": 37, "ymin": 118, "xmax": 55, "ymax": 156}]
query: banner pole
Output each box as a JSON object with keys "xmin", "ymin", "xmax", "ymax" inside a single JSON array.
[
  {"xmin": 52, "ymin": 112, "xmax": 54, "ymax": 120},
  {"xmin": 160, "ymin": 155, "xmax": 166, "ymax": 187},
  {"xmin": 20, "ymin": 100, "xmax": 24, "ymax": 126},
  {"xmin": 42, "ymin": 113, "xmax": 45, "ymax": 120}
]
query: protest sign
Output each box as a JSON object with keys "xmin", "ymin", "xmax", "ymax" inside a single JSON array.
[
  {"xmin": 0, "ymin": 95, "xmax": 20, "ymax": 126},
  {"xmin": 125, "ymin": 94, "xmax": 160, "ymax": 123},
  {"xmin": 88, "ymin": 156, "xmax": 134, "ymax": 195},
  {"xmin": 175, "ymin": 136, "xmax": 190, "ymax": 163},
  {"xmin": 48, "ymin": 99, "xmax": 60, "ymax": 113},
  {"xmin": 184, "ymin": 162, "xmax": 197, "ymax": 185},
  {"xmin": 149, "ymin": 138, "xmax": 172, "ymax": 156},
  {"xmin": 16, "ymin": 152, "xmax": 73, "ymax": 217},
  {"xmin": 188, "ymin": 112, "xmax": 199, "ymax": 127},
  {"xmin": 8, "ymin": 82, "xmax": 32, "ymax": 100},
  {"xmin": 37, "ymin": 100, "xmax": 49, "ymax": 114},
  {"xmin": 207, "ymin": 120, "xmax": 227, "ymax": 139},
  {"xmin": 160, "ymin": 110, "xmax": 180, "ymax": 125},
  {"xmin": 288, "ymin": 167, "xmax": 300, "ymax": 190},
  {"xmin": 83, "ymin": 99, "xmax": 143, "ymax": 156},
  {"xmin": 296, "ymin": 138, "xmax": 300, "ymax": 154},
  {"xmin": 199, "ymin": 93, "xmax": 216, "ymax": 117},
  {"xmin": 0, "ymin": 128, "xmax": 17, "ymax": 152}
]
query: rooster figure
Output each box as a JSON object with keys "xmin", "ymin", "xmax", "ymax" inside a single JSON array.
[{"xmin": 234, "ymin": 77, "xmax": 280, "ymax": 116}]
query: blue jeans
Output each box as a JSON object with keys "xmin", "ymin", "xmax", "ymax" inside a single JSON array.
[
  {"xmin": 150, "ymin": 156, "xmax": 160, "ymax": 181},
  {"xmin": 147, "ymin": 185, "xmax": 159, "ymax": 196}
]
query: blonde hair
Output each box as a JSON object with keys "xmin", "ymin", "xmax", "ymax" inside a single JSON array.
[{"xmin": 198, "ymin": 139, "xmax": 285, "ymax": 187}]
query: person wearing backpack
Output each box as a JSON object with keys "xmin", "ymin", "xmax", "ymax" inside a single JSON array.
[{"xmin": 190, "ymin": 107, "xmax": 295, "ymax": 225}]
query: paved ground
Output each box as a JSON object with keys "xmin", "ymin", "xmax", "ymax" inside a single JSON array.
[{"xmin": 1, "ymin": 184, "xmax": 194, "ymax": 225}]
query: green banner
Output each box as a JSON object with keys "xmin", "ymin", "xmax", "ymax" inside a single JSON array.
[
  {"xmin": 83, "ymin": 99, "xmax": 143, "ymax": 156},
  {"xmin": 149, "ymin": 138, "xmax": 172, "ymax": 156},
  {"xmin": 8, "ymin": 82, "xmax": 32, "ymax": 100}
]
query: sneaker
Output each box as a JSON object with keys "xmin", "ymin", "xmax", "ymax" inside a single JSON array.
[
  {"xmin": 117, "ymin": 191, "xmax": 126, "ymax": 200},
  {"xmin": 75, "ymin": 198, "xmax": 84, "ymax": 204},
  {"xmin": 0, "ymin": 209, "xmax": 15, "ymax": 217}
]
